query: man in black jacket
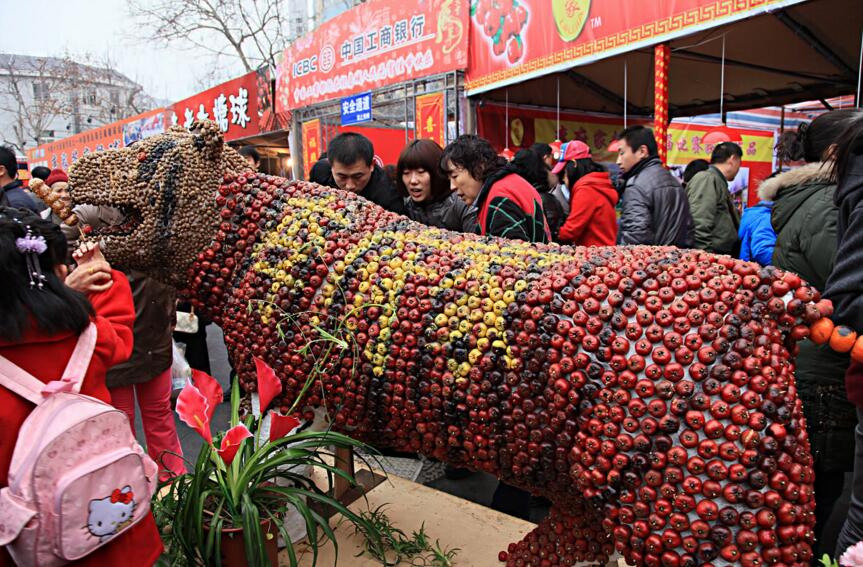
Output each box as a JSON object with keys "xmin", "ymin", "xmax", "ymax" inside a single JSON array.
[
  {"xmin": 327, "ymin": 133, "xmax": 406, "ymax": 215},
  {"xmin": 615, "ymin": 126, "xmax": 694, "ymax": 247},
  {"xmin": 0, "ymin": 146, "xmax": 39, "ymax": 212}
]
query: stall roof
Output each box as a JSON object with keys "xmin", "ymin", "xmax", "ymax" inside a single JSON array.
[{"xmin": 479, "ymin": 0, "xmax": 861, "ymax": 119}]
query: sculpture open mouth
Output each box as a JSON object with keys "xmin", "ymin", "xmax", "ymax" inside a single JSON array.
[{"xmin": 89, "ymin": 205, "xmax": 142, "ymax": 237}]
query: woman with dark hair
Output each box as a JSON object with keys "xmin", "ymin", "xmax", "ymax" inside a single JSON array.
[
  {"xmin": 682, "ymin": 158, "xmax": 710, "ymax": 188},
  {"xmin": 827, "ymin": 114, "xmax": 863, "ymax": 559},
  {"xmin": 396, "ymin": 139, "xmax": 476, "ymax": 233},
  {"xmin": 557, "ymin": 144, "xmax": 619, "ymax": 246},
  {"xmin": 512, "ymin": 149, "xmax": 564, "ymax": 241},
  {"xmin": 0, "ymin": 207, "xmax": 163, "ymax": 566},
  {"xmin": 758, "ymin": 108, "xmax": 863, "ymax": 559},
  {"xmin": 441, "ymin": 135, "xmax": 551, "ymax": 243}
]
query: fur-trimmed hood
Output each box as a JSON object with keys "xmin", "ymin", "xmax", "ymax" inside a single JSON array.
[{"xmin": 758, "ymin": 162, "xmax": 832, "ymax": 201}]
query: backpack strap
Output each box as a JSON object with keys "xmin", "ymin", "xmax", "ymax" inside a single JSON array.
[
  {"xmin": 0, "ymin": 323, "xmax": 97, "ymax": 403},
  {"xmin": 0, "ymin": 356, "xmax": 44, "ymax": 405},
  {"xmin": 60, "ymin": 323, "xmax": 97, "ymax": 393}
]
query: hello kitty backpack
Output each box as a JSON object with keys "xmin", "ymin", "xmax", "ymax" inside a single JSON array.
[{"xmin": 0, "ymin": 323, "xmax": 159, "ymax": 566}]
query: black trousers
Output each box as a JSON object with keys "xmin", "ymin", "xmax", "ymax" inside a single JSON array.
[
  {"xmin": 837, "ymin": 408, "xmax": 863, "ymax": 558},
  {"xmin": 813, "ymin": 469, "xmax": 846, "ymax": 561}
]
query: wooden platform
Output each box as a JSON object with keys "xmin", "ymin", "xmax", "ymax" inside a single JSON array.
[{"xmin": 290, "ymin": 468, "xmax": 628, "ymax": 566}]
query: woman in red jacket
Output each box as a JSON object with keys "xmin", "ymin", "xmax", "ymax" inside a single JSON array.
[
  {"xmin": 441, "ymin": 135, "xmax": 551, "ymax": 243},
  {"xmin": 556, "ymin": 142, "xmax": 619, "ymax": 246},
  {"xmin": 0, "ymin": 208, "xmax": 162, "ymax": 566}
]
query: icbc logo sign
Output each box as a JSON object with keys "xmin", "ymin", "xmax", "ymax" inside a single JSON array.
[
  {"xmin": 319, "ymin": 45, "xmax": 335, "ymax": 73},
  {"xmin": 292, "ymin": 55, "xmax": 318, "ymax": 78}
]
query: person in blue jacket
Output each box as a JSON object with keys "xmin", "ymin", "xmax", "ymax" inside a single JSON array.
[{"xmin": 738, "ymin": 200, "xmax": 776, "ymax": 265}]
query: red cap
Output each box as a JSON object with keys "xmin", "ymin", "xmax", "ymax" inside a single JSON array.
[
  {"xmin": 45, "ymin": 168, "xmax": 68, "ymax": 186},
  {"xmin": 551, "ymin": 141, "xmax": 591, "ymax": 174}
]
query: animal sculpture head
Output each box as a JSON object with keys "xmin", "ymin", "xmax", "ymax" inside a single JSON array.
[{"xmin": 67, "ymin": 121, "xmax": 248, "ymax": 287}]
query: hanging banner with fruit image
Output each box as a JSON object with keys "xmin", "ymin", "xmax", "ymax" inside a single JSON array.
[
  {"xmin": 466, "ymin": 0, "xmax": 806, "ymax": 95},
  {"xmin": 301, "ymin": 119, "xmax": 322, "ymax": 179},
  {"xmin": 415, "ymin": 92, "xmax": 446, "ymax": 147}
]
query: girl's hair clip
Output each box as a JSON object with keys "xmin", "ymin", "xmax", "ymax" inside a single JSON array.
[{"xmin": 15, "ymin": 228, "xmax": 48, "ymax": 289}]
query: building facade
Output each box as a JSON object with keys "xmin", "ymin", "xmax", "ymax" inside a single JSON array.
[{"xmin": 0, "ymin": 53, "xmax": 157, "ymax": 156}]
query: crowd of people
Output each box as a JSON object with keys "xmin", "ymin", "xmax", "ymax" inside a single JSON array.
[{"xmin": 0, "ymin": 107, "xmax": 863, "ymax": 565}]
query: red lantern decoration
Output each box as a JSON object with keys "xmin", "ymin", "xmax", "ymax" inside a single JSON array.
[{"xmin": 500, "ymin": 147, "xmax": 515, "ymax": 161}]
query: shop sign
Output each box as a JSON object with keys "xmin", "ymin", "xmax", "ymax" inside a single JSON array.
[
  {"xmin": 340, "ymin": 92, "xmax": 373, "ymax": 125},
  {"xmin": 168, "ymin": 71, "xmax": 262, "ymax": 142},
  {"xmin": 276, "ymin": 0, "xmax": 469, "ymax": 110},
  {"xmin": 415, "ymin": 92, "xmax": 445, "ymax": 147},
  {"xmin": 26, "ymin": 108, "xmax": 165, "ymax": 169},
  {"xmin": 465, "ymin": 0, "xmax": 806, "ymax": 95}
]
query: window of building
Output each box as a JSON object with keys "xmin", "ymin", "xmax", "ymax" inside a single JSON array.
[{"xmin": 32, "ymin": 82, "xmax": 48, "ymax": 102}]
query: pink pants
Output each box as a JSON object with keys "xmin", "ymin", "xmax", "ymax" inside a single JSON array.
[{"xmin": 110, "ymin": 368, "xmax": 186, "ymax": 481}]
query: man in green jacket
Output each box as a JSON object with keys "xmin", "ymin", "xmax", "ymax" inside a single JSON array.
[{"xmin": 685, "ymin": 142, "xmax": 742, "ymax": 254}]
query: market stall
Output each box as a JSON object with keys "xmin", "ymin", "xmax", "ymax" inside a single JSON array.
[
  {"xmin": 466, "ymin": 0, "xmax": 860, "ymax": 203},
  {"xmin": 477, "ymin": 102, "xmax": 776, "ymax": 205},
  {"xmin": 275, "ymin": 0, "xmax": 471, "ymax": 178}
]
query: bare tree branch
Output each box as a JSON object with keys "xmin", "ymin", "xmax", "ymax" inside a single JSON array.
[{"xmin": 127, "ymin": 0, "xmax": 294, "ymax": 79}]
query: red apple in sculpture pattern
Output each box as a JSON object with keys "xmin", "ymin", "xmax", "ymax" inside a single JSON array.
[{"xmin": 65, "ymin": 121, "xmax": 836, "ymax": 567}]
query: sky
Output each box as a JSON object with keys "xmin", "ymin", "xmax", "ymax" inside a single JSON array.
[{"xmin": 2, "ymin": 0, "xmax": 250, "ymax": 103}]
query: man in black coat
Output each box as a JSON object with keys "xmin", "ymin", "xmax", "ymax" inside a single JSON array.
[
  {"xmin": 0, "ymin": 146, "xmax": 39, "ymax": 212},
  {"xmin": 615, "ymin": 126, "xmax": 694, "ymax": 247},
  {"xmin": 327, "ymin": 133, "xmax": 406, "ymax": 215}
]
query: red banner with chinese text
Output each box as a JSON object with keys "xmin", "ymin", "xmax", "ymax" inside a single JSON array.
[
  {"xmin": 466, "ymin": 0, "xmax": 805, "ymax": 95},
  {"xmin": 26, "ymin": 108, "xmax": 164, "ymax": 170},
  {"xmin": 276, "ymin": 0, "xmax": 469, "ymax": 110},
  {"xmin": 476, "ymin": 103, "xmax": 775, "ymax": 206},
  {"xmin": 415, "ymin": 92, "xmax": 446, "ymax": 147},
  {"xmin": 302, "ymin": 120, "xmax": 322, "ymax": 178},
  {"xmin": 167, "ymin": 71, "xmax": 262, "ymax": 142}
]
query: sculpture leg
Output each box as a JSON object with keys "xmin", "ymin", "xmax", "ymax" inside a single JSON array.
[{"xmin": 502, "ymin": 502, "xmax": 612, "ymax": 566}]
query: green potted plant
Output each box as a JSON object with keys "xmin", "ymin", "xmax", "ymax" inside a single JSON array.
[{"xmin": 153, "ymin": 357, "xmax": 383, "ymax": 567}]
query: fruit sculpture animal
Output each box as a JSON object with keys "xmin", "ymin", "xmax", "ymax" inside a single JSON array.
[{"xmin": 68, "ymin": 122, "xmax": 841, "ymax": 567}]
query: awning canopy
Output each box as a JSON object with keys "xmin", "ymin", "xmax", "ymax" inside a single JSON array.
[{"xmin": 478, "ymin": 0, "xmax": 861, "ymax": 119}]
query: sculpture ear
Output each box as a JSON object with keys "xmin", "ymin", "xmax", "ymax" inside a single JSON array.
[{"xmin": 189, "ymin": 120, "xmax": 224, "ymax": 162}]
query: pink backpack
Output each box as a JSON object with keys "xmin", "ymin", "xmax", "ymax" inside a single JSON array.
[{"xmin": 0, "ymin": 323, "xmax": 159, "ymax": 566}]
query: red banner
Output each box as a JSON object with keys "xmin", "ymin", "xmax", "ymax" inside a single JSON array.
[
  {"xmin": 415, "ymin": 92, "xmax": 446, "ymax": 147},
  {"xmin": 276, "ymin": 0, "xmax": 469, "ymax": 110},
  {"xmin": 26, "ymin": 108, "xmax": 165, "ymax": 170},
  {"xmin": 466, "ymin": 0, "xmax": 805, "ymax": 95},
  {"xmin": 476, "ymin": 103, "xmax": 776, "ymax": 206},
  {"xmin": 168, "ymin": 71, "xmax": 262, "ymax": 142},
  {"xmin": 302, "ymin": 119, "xmax": 322, "ymax": 178}
]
